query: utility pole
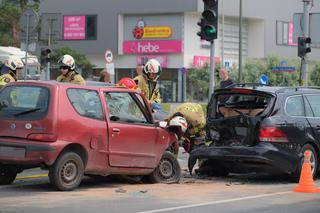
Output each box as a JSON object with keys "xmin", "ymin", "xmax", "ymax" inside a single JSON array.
[
  {"xmin": 238, "ymin": 0, "xmax": 243, "ymax": 83},
  {"xmin": 301, "ymin": 0, "xmax": 312, "ymax": 86},
  {"xmin": 23, "ymin": 14, "xmax": 31, "ymax": 80},
  {"xmin": 209, "ymin": 41, "xmax": 215, "ymax": 97},
  {"xmin": 46, "ymin": 18, "xmax": 55, "ymax": 80}
]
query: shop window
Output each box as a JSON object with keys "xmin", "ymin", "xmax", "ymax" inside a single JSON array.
[
  {"xmin": 86, "ymin": 15, "xmax": 97, "ymax": 40},
  {"xmin": 276, "ymin": 21, "xmax": 289, "ymax": 45}
]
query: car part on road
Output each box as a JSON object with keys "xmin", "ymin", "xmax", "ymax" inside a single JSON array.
[
  {"xmin": 0, "ymin": 165, "xmax": 17, "ymax": 185},
  {"xmin": 148, "ymin": 151, "xmax": 181, "ymax": 183},
  {"xmin": 49, "ymin": 152, "xmax": 84, "ymax": 191}
]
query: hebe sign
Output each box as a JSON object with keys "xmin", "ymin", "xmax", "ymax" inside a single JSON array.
[{"xmin": 123, "ymin": 40, "xmax": 182, "ymax": 54}]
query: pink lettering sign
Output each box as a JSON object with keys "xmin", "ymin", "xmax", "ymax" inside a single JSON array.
[
  {"xmin": 288, "ymin": 21, "xmax": 297, "ymax": 46},
  {"xmin": 137, "ymin": 55, "xmax": 168, "ymax": 68},
  {"xmin": 193, "ymin": 56, "xmax": 220, "ymax": 68},
  {"xmin": 64, "ymin": 16, "xmax": 86, "ymax": 40},
  {"xmin": 123, "ymin": 40, "xmax": 182, "ymax": 54}
]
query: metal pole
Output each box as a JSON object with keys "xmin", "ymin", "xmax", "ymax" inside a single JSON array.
[
  {"xmin": 209, "ymin": 41, "xmax": 215, "ymax": 98},
  {"xmin": 24, "ymin": 14, "xmax": 31, "ymax": 81},
  {"xmin": 238, "ymin": 0, "xmax": 243, "ymax": 83},
  {"xmin": 302, "ymin": 0, "xmax": 311, "ymax": 86},
  {"xmin": 221, "ymin": 0, "xmax": 225, "ymax": 68},
  {"xmin": 46, "ymin": 19, "xmax": 53, "ymax": 80}
]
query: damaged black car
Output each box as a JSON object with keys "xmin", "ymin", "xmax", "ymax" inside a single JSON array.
[{"xmin": 189, "ymin": 84, "xmax": 320, "ymax": 182}]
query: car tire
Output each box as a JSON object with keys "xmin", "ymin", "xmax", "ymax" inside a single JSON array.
[
  {"xmin": 291, "ymin": 144, "xmax": 318, "ymax": 183},
  {"xmin": 49, "ymin": 152, "xmax": 84, "ymax": 191},
  {"xmin": 147, "ymin": 151, "xmax": 181, "ymax": 184},
  {"xmin": 0, "ymin": 165, "xmax": 17, "ymax": 185}
]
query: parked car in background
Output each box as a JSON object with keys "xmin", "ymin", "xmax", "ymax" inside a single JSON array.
[
  {"xmin": 0, "ymin": 81, "xmax": 180, "ymax": 191},
  {"xmin": 189, "ymin": 84, "xmax": 320, "ymax": 182}
]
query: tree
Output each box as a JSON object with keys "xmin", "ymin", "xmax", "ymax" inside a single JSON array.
[
  {"xmin": 0, "ymin": 0, "xmax": 40, "ymax": 46},
  {"xmin": 50, "ymin": 47, "xmax": 95, "ymax": 79},
  {"xmin": 310, "ymin": 63, "xmax": 320, "ymax": 86}
]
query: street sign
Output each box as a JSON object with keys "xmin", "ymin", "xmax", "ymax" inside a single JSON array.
[
  {"xmin": 106, "ymin": 63, "xmax": 115, "ymax": 75},
  {"xmin": 20, "ymin": 42, "xmax": 37, "ymax": 52},
  {"xmin": 20, "ymin": 9, "xmax": 39, "ymax": 32},
  {"xmin": 20, "ymin": 31, "xmax": 38, "ymax": 42},
  {"xmin": 259, "ymin": 74, "xmax": 268, "ymax": 85},
  {"xmin": 105, "ymin": 50, "xmax": 113, "ymax": 63},
  {"xmin": 293, "ymin": 13, "xmax": 320, "ymax": 44},
  {"xmin": 40, "ymin": 13, "xmax": 62, "ymax": 41}
]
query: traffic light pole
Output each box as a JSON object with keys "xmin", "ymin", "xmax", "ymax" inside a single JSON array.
[
  {"xmin": 209, "ymin": 40, "xmax": 215, "ymax": 98},
  {"xmin": 301, "ymin": 0, "xmax": 311, "ymax": 86}
]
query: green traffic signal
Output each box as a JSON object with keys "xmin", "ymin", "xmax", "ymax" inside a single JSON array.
[{"xmin": 203, "ymin": 25, "xmax": 217, "ymax": 39}]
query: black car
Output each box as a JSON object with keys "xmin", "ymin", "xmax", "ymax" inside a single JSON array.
[{"xmin": 189, "ymin": 84, "xmax": 320, "ymax": 182}]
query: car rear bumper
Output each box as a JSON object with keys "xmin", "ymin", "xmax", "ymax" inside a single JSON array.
[
  {"xmin": 188, "ymin": 142, "xmax": 301, "ymax": 175},
  {"xmin": 0, "ymin": 140, "xmax": 58, "ymax": 167}
]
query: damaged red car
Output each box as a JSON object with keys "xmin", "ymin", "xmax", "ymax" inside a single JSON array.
[
  {"xmin": 0, "ymin": 81, "xmax": 180, "ymax": 191},
  {"xmin": 189, "ymin": 84, "xmax": 320, "ymax": 182}
]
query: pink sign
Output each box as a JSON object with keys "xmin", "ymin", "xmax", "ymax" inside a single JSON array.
[
  {"xmin": 193, "ymin": 56, "xmax": 220, "ymax": 68},
  {"xmin": 137, "ymin": 55, "xmax": 168, "ymax": 68},
  {"xmin": 123, "ymin": 40, "xmax": 182, "ymax": 54},
  {"xmin": 288, "ymin": 21, "xmax": 297, "ymax": 46},
  {"xmin": 64, "ymin": 16, "xmax": 86, "ymax": 40}
]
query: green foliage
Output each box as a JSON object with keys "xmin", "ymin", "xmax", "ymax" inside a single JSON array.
[
  {"xmin": 186, "ymin": 55, "xmax": 302, "ymax": 101},
  {"xmin": 50, "ymin": 47, "xmax": 95, "ymax": 78},
  {"xmin": 0, "ymin": 0, "xmax": 40, "ymax": 46},
  {"xmin": 186, "ymin": 64, "xmax": 220, "ymax": 101},
  {"xmin": 310, "ymin": 63, "xmax": 320, "ymax": 86}
]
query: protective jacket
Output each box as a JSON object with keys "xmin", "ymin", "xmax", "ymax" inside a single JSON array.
[
  {"xmin": 134, "ymin": 75, "xmax": 161, "ymax": 103},
  {"xmin": 56, "ymin": 70, "xmax": 85, "ymax": 85}
]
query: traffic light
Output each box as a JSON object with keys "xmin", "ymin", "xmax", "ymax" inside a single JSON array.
[
  {"xmin": 298, "ymin": 36, "xmax": 311, "ymax": 58},
  {"xmin": 197, "ymin": 0, "xmax": 218, "ymax": 42},
  {"xmin": 40, "ymin": 48, "xmax": 51, "ymax": 67}
]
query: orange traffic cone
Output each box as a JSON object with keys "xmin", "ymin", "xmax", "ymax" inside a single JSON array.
[{"xmin": 293, "ymin": 150, "xmax": 320, "ymax": 193}]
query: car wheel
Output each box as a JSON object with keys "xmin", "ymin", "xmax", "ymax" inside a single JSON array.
[
  {"xmin": 0, "ymin": 165, "xmax": 17, "ymax": 185},
  {"xmin": 147, "ymin": 151, "xmax": 181, "ymax": 184},
  {"xmin": 49, "ymin": 152, "xmax": 84, "ymax": 191},
  {"xmin": 291, "ymin": 144, "xmax": 318, "ymax": 183}
]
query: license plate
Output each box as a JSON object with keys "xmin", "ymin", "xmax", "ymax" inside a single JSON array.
[{"xmin": 0, "ymin": 146, "xmax": 26, "ymax": 158}]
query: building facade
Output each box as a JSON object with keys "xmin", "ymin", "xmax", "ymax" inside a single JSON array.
[{"xmin": 39, "ymin": 0, "xmax": 320, "ymax": 102}]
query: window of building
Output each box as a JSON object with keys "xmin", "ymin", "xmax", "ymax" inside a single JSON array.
[
  {"xmin": 276, "ymin": 21, "xmax": 289, "ymax": 45},
  {"xmin": 63, "ymin": 15, "xmax": 97, "ymax": 40}
]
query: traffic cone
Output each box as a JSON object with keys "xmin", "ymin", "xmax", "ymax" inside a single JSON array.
[{"xmin": 293, "ymin": 150, "xmax": 320, "ymax": 193}]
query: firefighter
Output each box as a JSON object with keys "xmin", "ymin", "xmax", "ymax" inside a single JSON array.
[
  {"xmin": 0, "ymin": 56, "xmax": 24, "ymax": 86},
  {"xmin": 56, "ymin": 54, "xmax": 85, "ymax": 85},
  {"xmin": 133, "ymin": 59, "xmax": 161, "ymax": 105},
  {"xmin": 167, "ymin": 103, "xmax": 206, "ymax": 153}
]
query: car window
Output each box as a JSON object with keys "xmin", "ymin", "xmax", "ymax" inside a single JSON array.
[
  {"xmin": 67, "ymin": 88, "xmax": 103, "ymax": 120},
  {"xmin": 305, "ymin": 95, "xmax": 320, "ymax": 117},
  {"xmin": 303, "ymin": 96, "xmax": 314, "ymax": 117},
  {"xmin": 285, "ymin": 96, "xmax": 304, "ymax": 117},
  {"xmin": 105, "ymin": 92, "xmax": 148, "ymax": 124},
  {"xmin": 0, "ymin": 86, "xmax": 49, "ymax": 120}
]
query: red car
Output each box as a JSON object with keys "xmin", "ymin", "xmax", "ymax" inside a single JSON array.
[{"xmin": 0, "ymin": 81, "xmax": 180, "ymax": 191}]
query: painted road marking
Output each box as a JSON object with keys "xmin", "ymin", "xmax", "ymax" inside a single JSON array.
[
  {"xmin": 137, "ymin": 191, "xmax": 292, "ymax": 213},
  {"xmin": 16, "ymin": 174, "xmax": 48, "ymax": 180}
]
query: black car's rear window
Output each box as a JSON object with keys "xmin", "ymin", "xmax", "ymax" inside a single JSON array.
[
  {"xmin": 0, "ymin": 86, "xmax": 49, "ymax": 120},
  {"xmin": 209, "ymin": 93, "xmax": 272, "ymax": 118}
]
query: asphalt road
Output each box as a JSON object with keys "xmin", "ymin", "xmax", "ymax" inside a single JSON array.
[{"xmin": 0, "ymin": 149, "xmax": 319, "ymax": 213}]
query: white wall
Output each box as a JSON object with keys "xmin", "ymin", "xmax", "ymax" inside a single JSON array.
[{"xmin": 247, "ymin": 19, "xmax": 264, "ymax": 58}]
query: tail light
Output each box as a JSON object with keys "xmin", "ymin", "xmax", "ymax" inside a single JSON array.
[
  {"xmin": 259, "ymin": 127, "xmax": 288, "ymax": 143},
  {"xmin": 27, "ymin": 133, "xmax": 57, "ymax": 142}
]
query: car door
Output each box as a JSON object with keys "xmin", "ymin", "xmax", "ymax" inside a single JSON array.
[
  {"xmin": 104, "ymin": 91, "xmax": 159, "ymax": 168},
  {"xmin": 304, "ymin": 94, "xmax": 320, "ymax": 142}
]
